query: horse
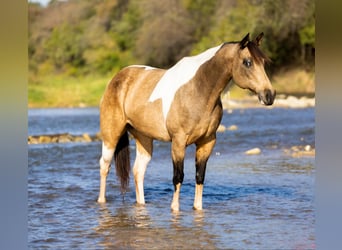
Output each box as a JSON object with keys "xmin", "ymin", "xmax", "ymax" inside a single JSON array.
[{"xmin": 97, "ymin": 32, "xmax": 276, "ymax": 211}]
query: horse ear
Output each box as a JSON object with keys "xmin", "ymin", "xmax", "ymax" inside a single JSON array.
[
  {"xmin": 254, "ymin": 32, "xmax": 264, "ymax": 46},
  {"xmin": 239, "ymin": 33, "xmax": 250, "ymax": 49}
]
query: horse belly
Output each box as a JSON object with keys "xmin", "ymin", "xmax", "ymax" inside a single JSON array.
[
  {"xmin": 122, "ymin": 67, "xmax": 170, "ymax": 141},
  {"xmin": 126, "ymin": 103, "xmax": 171, "ymax": 141}
]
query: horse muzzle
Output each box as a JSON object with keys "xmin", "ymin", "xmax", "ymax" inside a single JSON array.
[{"xmin": 258, "ymin": 89, "xmax": 276, "ymax": 106}]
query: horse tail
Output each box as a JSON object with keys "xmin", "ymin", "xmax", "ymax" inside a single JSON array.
[{"xmin": 114, "ymin": 131, "xmax": 130, "ymax": 193}]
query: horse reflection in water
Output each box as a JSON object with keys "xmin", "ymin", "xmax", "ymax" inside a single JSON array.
[
  {"xmin": 97, "ymin": 33, "xmax": 276, "ymax": 211},
  {"xmin": 94, "ymin": 204, "xmax": 217, "ymax": 249}
]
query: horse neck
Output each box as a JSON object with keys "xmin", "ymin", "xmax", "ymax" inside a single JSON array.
[{"xmin": 194, "ymin": 46, "xmax": 235, "ymax": 107}]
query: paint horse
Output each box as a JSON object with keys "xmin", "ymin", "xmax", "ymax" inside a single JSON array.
[{"xmin": 97, "ymin": 33, "xmax": 276, "ymax": 211}]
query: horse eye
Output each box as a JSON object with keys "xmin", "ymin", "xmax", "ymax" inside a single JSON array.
[{"xmin": 243, "ymin": 59, "xmax": 252, "ymax": 68}]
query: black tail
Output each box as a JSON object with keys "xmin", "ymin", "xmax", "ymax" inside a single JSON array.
[{"xmin": 114, "ymin": 131, "xmax": 130, "ymax": 193}]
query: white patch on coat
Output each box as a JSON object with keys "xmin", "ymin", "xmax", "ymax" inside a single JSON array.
[{"xmin": 148, "ymin": 44, "xmax": 223, "ymax": 119}]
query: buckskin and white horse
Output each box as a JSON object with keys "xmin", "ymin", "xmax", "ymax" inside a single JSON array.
[{"xmin": 97, "ymin": 33, "xmax": 276, "ymax": 211}]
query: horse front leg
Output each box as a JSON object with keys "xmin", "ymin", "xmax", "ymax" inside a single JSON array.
[
  {"xmin": 194, "ymin": 136, "xmax": 216, "ymax": 210},
  {"xmin": 170, "ymin": 137, "xmax": 186, "ymax": 211}
]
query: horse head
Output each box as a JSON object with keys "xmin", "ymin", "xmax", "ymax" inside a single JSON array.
[{"xmin": 232, "ymin": 33, "xmax": 276, "ymax": 105}]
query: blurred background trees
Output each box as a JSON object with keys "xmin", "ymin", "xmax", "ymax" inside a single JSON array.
[
  {"xmin": 28, "ymin": 0, "xmax": 315, "ymax": 106},
  {"xmin": 29, "ymin": 0, "xmax": 314, "ymax": 76}
]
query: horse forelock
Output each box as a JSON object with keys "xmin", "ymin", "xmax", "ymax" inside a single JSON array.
[
  {"xmin": 221, "ymin": 41, "xmax": 271, "ymax": 65},
  {"xmin": 246, "ymin": 41, "xmax": 271, "ymax": 64}
]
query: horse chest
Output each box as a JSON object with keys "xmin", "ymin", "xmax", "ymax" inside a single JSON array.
[{"xmin": 165, "ymin": 103, "xmax": 222, "ymax": 144}]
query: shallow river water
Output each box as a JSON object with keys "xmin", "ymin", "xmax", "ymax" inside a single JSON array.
[{"xmin": 28, "ymin": 107, "xmax": 315, "ymax": 249}]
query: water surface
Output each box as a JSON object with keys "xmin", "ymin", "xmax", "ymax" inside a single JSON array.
[{"xmin": 28, "ymin": 107, "xmax": 315, "ymax": 249}]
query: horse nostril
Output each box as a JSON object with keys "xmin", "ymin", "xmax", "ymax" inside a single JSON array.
[
  {"xmin": 266, "ymin": 90, "xmax": 271, "ymax": 103},
  {"xmin": 265, "ymin": 89, "xmax": 275, "ymax": 105}
]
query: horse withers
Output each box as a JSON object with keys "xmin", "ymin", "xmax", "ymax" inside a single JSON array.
[{"xmin": 97, "ymin": 33, "xmax": 275, "ymax": 211}]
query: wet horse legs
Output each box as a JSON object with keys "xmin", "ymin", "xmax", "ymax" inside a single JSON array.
[
  {"xmin": 170, "ymin": 137, "xmax": 186, "ymax": 211},
  {"xmin": 193, "ymin": 137, "xmax": 216, "ymax": 210},
  {"xmin": 132, "ymin": 133, "xmax": 153, "ymax": 205},
  {"xmin": 98, "ymin": 142, "xmax": 114, "ymax": 203}
]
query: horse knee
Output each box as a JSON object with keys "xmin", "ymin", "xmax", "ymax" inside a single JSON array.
[
  {"xmin": 99, "ymin": 157, "xmax": 111, "ymax": 176},
  {"xmin": 100, "ymin": 142, "xmax": 114, "ymax": 176}
]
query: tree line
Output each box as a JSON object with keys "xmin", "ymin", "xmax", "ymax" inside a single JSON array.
[{"xmin": 29, "ymin": 0, "xmax": 315, "ymax": 79}]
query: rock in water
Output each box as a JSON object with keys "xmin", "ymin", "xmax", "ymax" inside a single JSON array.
[
  {"xmin": 217, "ymin": 124, "xmax": 226, "ymax": 132},
  {"xmin": 245, "ymin": 147, "xmax": 261, "ymax": 155},
  {"xmin": 227, "ymin": 125, "xmax": 238, "ymax": 131}
]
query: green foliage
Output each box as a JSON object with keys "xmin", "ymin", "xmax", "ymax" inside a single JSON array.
[
  {"xmin": 112, "ymin": 1, "xmax": 141, "ymax": 51},
  {"xmin": 299, "ymin": 24, "xmax": 315, "ymax": 46},
  {"xmin": 132, "ymin": 0, "xmax": 196, "ymax": 67},
  {"xmin": 182, "ymin": 0, "xmax": 217, "ymax": 40},
  {"xmin": 28, "ymin": 0, "xmax": 315, "ymax": 107},
  {"xmin": 191, "ymin": 0, "xmax": 260, "ymax": 54},
  {"xmin": 256, "ymin": 0, "xmax": 315, "ymax": 67},
  {"xmin": 44, "ymin": 23, "xmax": 86, "ymax": 70}
]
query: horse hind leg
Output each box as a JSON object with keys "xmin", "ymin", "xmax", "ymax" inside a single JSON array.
[
  {"xmin": 98, "ymin": 141, "xmax": 114, "ymax": 203},
  {"xmin": 97, "ymin": 104, "xmax": 128, "ymax": 203},
  {"xmin": 132, "ymin": 132, "xmax": 153, "ymax": 205},
  {"xmin": 97, "ymin": 130, "xmax": 131, "ymax": 203}
]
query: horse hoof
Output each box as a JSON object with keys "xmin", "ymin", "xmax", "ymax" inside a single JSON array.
[
  {"xmin": 97, "ymin": 197, "xmax": 106, "ymax": 203},
  {"xmin": 135, "ymin": 202, "xmax": 146, "ymax": 207},
  {"xmin": 171, "ymin": 204, "xmax": 179, "ymax": 212}
]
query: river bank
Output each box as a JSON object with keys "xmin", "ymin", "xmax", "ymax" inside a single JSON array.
[
  {"xmin": 28, "ymin": 67, "xmax": 315, "ymax": 108},
  {"xmin": 222, "ymin": 94, "xmax": 315, "ymax": 109},
  {"xmin": 28, "ymin": 130, "xmax": 315, "ymax": 158},
  {"xmin": 28, "ymin": 103, "xmax": 315, "ymax": 158}
]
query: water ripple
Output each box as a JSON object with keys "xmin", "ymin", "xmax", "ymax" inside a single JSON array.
[{"xmin": 28, "ymin": 108, "xmax": 315, "ymax": 249}]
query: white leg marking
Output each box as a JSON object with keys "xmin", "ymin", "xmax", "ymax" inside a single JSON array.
[
  {"xmin": 97, "ymin": 143, "xmax": 114, "ymax": 203},
  {"xmin": 133, "ymin": 150, "xmax": 151, "ymax": 205},
  {"xmin": 193, "ymin": 184, "xmax": 203, "ymax": 210},
  {"xmin": 148, "ymin": 44, "xmax": 222, "ymax": 119},
  {"xmin": 171, "ymin": 183, "xmax": 181, "ymax": 211}
]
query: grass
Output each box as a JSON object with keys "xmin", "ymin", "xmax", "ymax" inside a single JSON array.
[
  {"xmin": 28, "ymin": 74, "xmax": 111, "ymax": 108},
  {"xmin": 28, "ymin": 68, "xmax": 315, "ymax": 108},
  {"xmin": 271, "ymin": 68, "xmax": 315, "ymax": 96},
  {"xmin": 224, "ymin": 67, "xmax": 315, "ymax": 100}
]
